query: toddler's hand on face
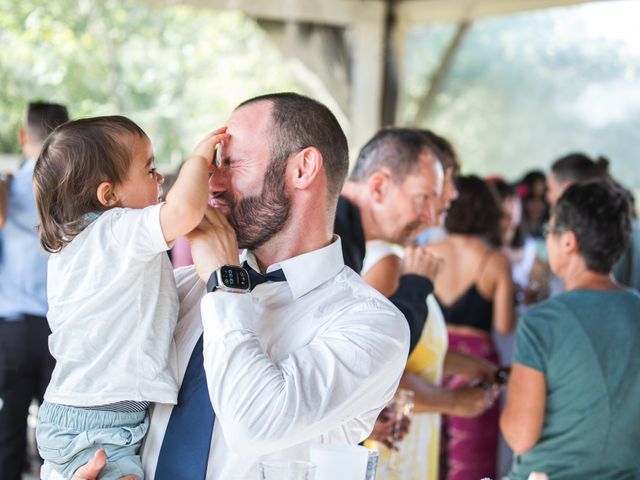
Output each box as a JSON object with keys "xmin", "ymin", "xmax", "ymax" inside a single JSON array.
[{"xmin": 190, "ymin": 126, "xmax": 229, "ymax": 166}]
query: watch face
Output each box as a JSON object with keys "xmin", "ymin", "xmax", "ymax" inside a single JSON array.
[{"xmin": 219, "ymin": 266, "xmax": 250, "ymax": 291}]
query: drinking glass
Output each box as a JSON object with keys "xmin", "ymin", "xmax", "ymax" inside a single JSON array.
[
  {"xmin": 387, "ymin": 389, "xmax": 415, "ymax": 471},
  {"xmin": 260, "ymin": 460, "xmax": 316, "ymax": 480},
  {"xmin": 365, "ymin": 450, "xmax": 379, "ymax": 479}
]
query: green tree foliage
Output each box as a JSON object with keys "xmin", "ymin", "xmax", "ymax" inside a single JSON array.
[
  {"xmin": 0, "ymin": 0, "xmax": 299, "ymax": 169},
  {"xmin": 403, "ymin": 1, "xmax": 640, "ymax": 191}
]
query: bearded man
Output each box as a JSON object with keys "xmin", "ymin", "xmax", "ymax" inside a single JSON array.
[{"xmin": 72, "ymin": 93, "xmax": 409, "ymax": 480}]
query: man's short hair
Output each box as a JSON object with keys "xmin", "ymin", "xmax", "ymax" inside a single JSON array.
[
  {"xmin": 551, "ymin": 152, "xmax": 609, "ymax": 184},
  {"xmin": 25, "ymin": 102, "xmax": 69, "ymax": 144},
  {"xmin": 236, "ymin": 93, "xmax": 349, "ymax": 197},
  {"xmin": 349, "ymin": 128, "xmax": 440, "ymax": 184},
  {"xmin": 418, "ymin": 129, "xmax": 460, "ymax": 173}
]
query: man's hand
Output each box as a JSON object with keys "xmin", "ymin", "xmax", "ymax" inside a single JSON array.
[
  {"xmin": 369, "ymin": 406, "xmax": 411, "ymax": 450},
  {"xmin": 187, "ymin": 206, "xmax": 240, "ymax": 283},
  {"xmin": 70, "ymin": 450, "xmax": 138, "ymax": 480},
  {"xmin": 401, "ymin": 245, "xmax": 442, "ymax": 282},
  {"xmin": 450, "ymin": 385, "xmax": 499, "ymax": 418}
]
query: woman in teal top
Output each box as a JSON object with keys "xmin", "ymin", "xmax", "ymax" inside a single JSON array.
[{"xmin": 500, "ymin": 180, "xmax": 640, "ymax": 480}]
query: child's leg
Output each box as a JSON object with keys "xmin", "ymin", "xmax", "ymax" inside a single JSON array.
[{"xmin": 37, "ymin": 402, "xmax": 148, "ymax": 479}]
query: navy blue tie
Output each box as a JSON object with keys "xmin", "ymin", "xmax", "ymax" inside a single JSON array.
[
  {"xmin": 155, "ymin": 265, "xmax": 286, "ymax": 479},
  {"xmin": 155, "ymin": 335, "xmax": 213, "ymax": 480}
]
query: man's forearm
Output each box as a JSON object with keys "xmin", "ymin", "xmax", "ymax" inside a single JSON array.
[
  {"xmin": 443, "ymin": 349, "xmax": 496, "ymax": 381},
  {"xmin": 200, "ymin": 291, "xmax": 408, "ymax": 457},
  {"xmin": 400, "ymin": 372, "xmax": 454, "ymax": 414}
]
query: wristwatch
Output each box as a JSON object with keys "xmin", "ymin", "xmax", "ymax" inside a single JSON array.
[{"xmin": 206, "ymin": 265, "xmax": 251, "ymax": 293}]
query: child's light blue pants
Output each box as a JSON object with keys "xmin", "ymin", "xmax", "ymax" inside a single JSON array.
[{"xmin": 37, "ymin": 401, "xmax": 148, "ymax": 479}]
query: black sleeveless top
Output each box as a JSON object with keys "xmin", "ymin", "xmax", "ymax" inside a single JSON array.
[{"xmin": 436, "ymin": 250, "xmax": 495, "ymax": 334}]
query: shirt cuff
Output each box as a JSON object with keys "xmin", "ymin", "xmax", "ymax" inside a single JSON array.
[
  {"xmin": 200, "ymin": 291, "xmax": 256, "ymax": 341},
  {"xmin": 397, "ymin": 274, "xmax": 434, "ymax": 299}
]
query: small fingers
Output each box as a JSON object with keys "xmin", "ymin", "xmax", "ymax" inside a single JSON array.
[
  {"xmin": 208, "ymin": 125, "xmax": 228, "ymax": 136},
  {"xmin": 199, "ymin": 126, "xmax": 228, "ymax": 142},
  {"xmin": 192, "ymin": 127, "xmax": 230, "ymax": 160}
]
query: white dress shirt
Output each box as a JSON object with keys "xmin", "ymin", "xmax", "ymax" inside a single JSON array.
[{"xmin": 143, "ymin": 237, "xmax": 409, "ymax": 480}]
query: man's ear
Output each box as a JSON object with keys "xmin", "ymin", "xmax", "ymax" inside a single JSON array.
[
  {"xmin": 367, "ymin": 168, "xmax": 392, "ymax": 203},
  {"xmin": 291, "ymin": 147, "xmax": 323, "ymax": 190},
  {"xmin": 562, "ymin": 230, "xmax": 579, "ymax": 255},
  {"xmin": 18, "ymin": 128, "xmax": 27, "ymax": 147},
  {"xmin": 96, "ymin": 182, "xmax": 118, "ymax": 207}
]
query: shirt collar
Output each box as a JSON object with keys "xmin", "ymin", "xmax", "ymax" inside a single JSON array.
[{"xmin": 242, "ymin": 235, "xmax": 345, "ymax": 299}]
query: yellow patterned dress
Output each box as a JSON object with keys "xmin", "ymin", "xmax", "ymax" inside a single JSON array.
[{"xmin": 362, "ymin": 241, "xmax": 448, "ymax": 480}]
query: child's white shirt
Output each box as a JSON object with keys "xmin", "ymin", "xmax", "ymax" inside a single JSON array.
[{"xmin": 44, "ymin": 204, "xmax": 179, "ymax": 406}]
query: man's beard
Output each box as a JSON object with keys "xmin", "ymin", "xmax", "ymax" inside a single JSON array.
[{"xmin": 225, "ymin": 162, "xmax": 291, "ymax": 250}]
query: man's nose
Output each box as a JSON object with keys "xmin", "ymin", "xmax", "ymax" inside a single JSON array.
[
  {"xmin": 156, "ymin": 172, "xmax": 165, "ymax": 185},
  {"xmin": 418, "ymin": 204, "xmax": 434, "ymax": 224},
  {"xmin": 449, "ymin": 185, "xmax": 459, "ymax": 202},
  {"xmin": 208, "ymin": 165, "xmax": 229, "ymax": 193}
]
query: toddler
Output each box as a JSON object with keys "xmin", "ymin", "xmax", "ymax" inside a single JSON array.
[{"xmin": 32, "ymin": 115, "xmax": 227, "ymax": 479}]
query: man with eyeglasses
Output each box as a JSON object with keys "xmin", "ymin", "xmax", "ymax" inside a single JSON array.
[{"xmin": 335, "ymin": 127, "xmax": 445, "ymax": 354}]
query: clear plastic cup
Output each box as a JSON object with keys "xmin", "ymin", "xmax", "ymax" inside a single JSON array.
[{"xmin": 259, "ymin": 460, "xmax": 317, "ymax": 480}]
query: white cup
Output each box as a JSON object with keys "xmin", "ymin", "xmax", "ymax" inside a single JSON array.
[{"xmin": 309, "ymin": 444, "xmax": 369, "ymax": 480}]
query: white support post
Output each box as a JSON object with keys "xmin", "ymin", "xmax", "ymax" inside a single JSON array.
[
  {"xmin": 350, "ymin": 2, "xmax": 387, "ymax": 154},
  {"xmin": 393, "ymin": 14, "xmax": 411, "ymax": 126}
]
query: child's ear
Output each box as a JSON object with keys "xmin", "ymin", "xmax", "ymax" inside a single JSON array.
[{"xmin": 96, "ymin": 182, "xmax": 118, "ymax": 207}]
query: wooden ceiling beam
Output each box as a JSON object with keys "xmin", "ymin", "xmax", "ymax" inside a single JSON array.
[
  {"xmin": 395, "ymin": 0, "xmax": 597, "ymax": 25},
  {"xmin": 149, "ymin": 0, "xmax": 385, "ymax": 26}
]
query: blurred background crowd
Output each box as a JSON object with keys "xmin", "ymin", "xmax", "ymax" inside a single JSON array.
[{"xmin": 1, "ymin": 1, "xmax": 640, "ymax": 479}]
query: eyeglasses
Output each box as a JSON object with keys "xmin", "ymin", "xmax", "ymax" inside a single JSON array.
[
  {"xmin": 411, "ymin": 194, "xmax": 438, "ymax": 221},
  {"xmin": 542, "ymin": 223, "xmax": 568, "ymax": 238},
  {"xmin": 413, "ymin": 194, "xmax": 432, "ymax": 212}
]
